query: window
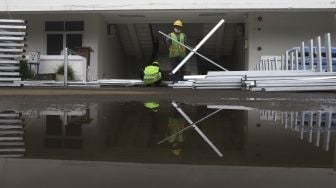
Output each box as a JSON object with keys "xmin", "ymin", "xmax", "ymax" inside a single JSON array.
[
  {"xmin": 47, "ymin": 34, "xmax": 63, "ymax": 55},
  {"xmin": 45, "ymin": 21, "xmax": 84, "ymax": 32},
  {"xmin": 45, "ymin": 21, "xmax": 84, "ymax": 55},
  {"xmin": 66, "ymin": 34, "xmax": 82, "ymax": 51}
]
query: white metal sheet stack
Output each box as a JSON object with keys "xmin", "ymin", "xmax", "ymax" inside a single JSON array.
[
  {"xmin": 170, "ymin": 70, "xmax": 336, "ymax": 92},
  {"xmin": 98, "ymin": 79, "xmax": 145, "ymax": 86},
  {"xmin": 171, "ymin": 71, "xmax": 244, "ymax": 89},
  {"xmin": 0, "ymin": 110, "xmax": 25, "ymax": 158},
  {"xmin": 0, "ymin": 19, "xmax": 27, "ymax": 86},
  {"xmin": 242, "ymin": 71, "xmax": 336, "ymax": 92}
]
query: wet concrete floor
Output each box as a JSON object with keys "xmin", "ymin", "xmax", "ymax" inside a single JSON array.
[{"xmin": 0, "ymin": 88, "xmax": 336, "ymax": 187}]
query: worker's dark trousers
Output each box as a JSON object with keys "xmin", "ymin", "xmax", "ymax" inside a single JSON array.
[{"xmin": 170, "ymin": 57, "xmax": 185, "ymax": 83}]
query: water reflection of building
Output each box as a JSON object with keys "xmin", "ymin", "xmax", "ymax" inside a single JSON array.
[
  {"xmin": 40, "ymin": 106, "xmax": 92, "ymax": 149},
  {"xmin": 23, "ymin": 104, "xmax": 96, "ymax": 159},
  {"xmin": 0, "ymin": 110, "xmax": 25, "ymax": 158}
]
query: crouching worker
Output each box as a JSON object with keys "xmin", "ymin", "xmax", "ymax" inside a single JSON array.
[{"xmin": 143, "ymin": 61, "xmax": 162, "ymax": 86}]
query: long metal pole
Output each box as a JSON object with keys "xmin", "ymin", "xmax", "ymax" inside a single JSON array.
[
  {"xmin": 171, "ymin": 102, "xmax": 223, "ymax": 157},
  {"xmin": 281, "ymin": 55, "xmax": 285, "ymax": 70},
  {"xmin": 295, "ymin": 49, "xmax": 299, "ymax": 70},
  {"xmin": 159, "ymin": 31, "xmax": 228, "ymax": 71},
  {"xmin": 285, "ymin": 51, "xmax": 289, "ymax": 70},
  {"xmin": 64, "ymin": 47, "xmax": 68, "ymax": 86},
  {"xmin": 157, "ymin": 108, "xmax": 223, "ymax": 144},
  {"xmin": 316, "ymin": 36, "xmax": 322, "ymax": 72},
  {"xmin": 290, "ymin": 51, "xmax": 294, "ymax": 70},
  {"xmin": 325, "ymin": 33, "xmax": 332, "ymax": 72},
  {"xmin": 301, "ymin": 42, "xmax": 306, "ymax": 70},
  {"xmin": 309, "ymin": 39, "xmax": 314, "ymax": 71},
  {"xmin": 172, "ymin": 19, "xmax": 225, "ymax": 74}
]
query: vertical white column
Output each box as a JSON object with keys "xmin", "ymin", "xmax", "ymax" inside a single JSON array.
[
  {"xmin": 324, "ymin": 33, "xmax": 332, "ymax": 72},
  {"xmin": 63, "ymin": 47, "xmax": 68, "ymax": 86},
  {"xmin": 316, "ymin": 36, "xmax": 322, "ymax": 72},
  {"xmin": 290, "ymin": 52, "xmax": 294, "ymax": 71},
  {"xmin": 285, "ymin": 51, "xmax": 289, "ymax": 70},
  {"xmin": 295, "ymin": 50, "xmax": 299, "ymax": 70},
  {"xmin": 309, "ymin": 39, "xmax": 314, "ymax": 71},
  {"xmin": 301, "ymin": 42, "xmax": 306, "ymax": 70}
]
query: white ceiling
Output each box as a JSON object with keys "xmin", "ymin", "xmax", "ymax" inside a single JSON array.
[{"xmin": 100, "ymin": 10, "xmax": 246, "ymax": 24}]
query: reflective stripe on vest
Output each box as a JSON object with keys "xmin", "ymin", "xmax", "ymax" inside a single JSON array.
[
  {"xmin": 143, "ymin": 65, "xmax": 161, "ymax": 84},
  {"xmin": 169, "ymin": 32, "xmax": 186, "ymax": 58}
]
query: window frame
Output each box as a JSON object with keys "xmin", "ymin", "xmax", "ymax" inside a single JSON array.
[{"xmin": 45, "ymin": 21, "xmax": 84, "ymax": 55}]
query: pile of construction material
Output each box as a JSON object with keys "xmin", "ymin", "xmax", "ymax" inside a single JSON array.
[
  {"xmin": 98, "ymin": 79, "xmax": 144, "ymax": 86},
  {"xmin": 243, "ymin": 71, "xmax": 336, "ymax": 92},
  {"xmin": 170, "ymin": 70, "xmax": 336, "ymax": 92},
  {"xmin": 0, "ymin": 19, "xmax": 27, "ymax": 86},
  {"xmin": 171, "ymin": 71, "xmax": 244, "ymax": 89}
]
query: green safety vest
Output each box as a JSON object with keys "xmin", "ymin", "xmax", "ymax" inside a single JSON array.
[
  {"xmin": 169, "ymin": 32, "xmax": 186, "ymax": 58},
  {"xmin": 143, "ymin": 65, "xmax": 161, "ymax": 85}
]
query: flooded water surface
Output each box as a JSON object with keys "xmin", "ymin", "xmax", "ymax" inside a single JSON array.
[{"xmin": 1, "ymin": 101, "xmax": 335, "ymax": 168}]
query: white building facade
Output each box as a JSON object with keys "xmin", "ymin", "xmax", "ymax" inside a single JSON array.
[{"xmin": 1, "ymin": 0, "xmax": 336, "ymax": 80}]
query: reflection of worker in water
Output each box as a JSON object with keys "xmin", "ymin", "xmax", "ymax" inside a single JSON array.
[
  {"xmin": 144, "ymin": 101, "xmax": 160, "ymax": 141},
  {"xmin": 144, "ymin": 101, "xmax": 160, "ymax": 112},
  {"xmin": 167, "ymin": 112, "xmax": 185, "ymax": 156}
]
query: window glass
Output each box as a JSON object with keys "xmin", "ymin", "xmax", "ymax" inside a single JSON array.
[
  {"xmin": 47, "ymin": 34, "xmax": 63, "ymax": 55},
  {"xmin": 66, "ymin": 34, "xmax": 82, "ymax": 51},
  {"xmin": 45, "ymin": 21, "xmax": 64, "ymax": 31},
  {"xmin": 65, "ymin": 21, "xmax": 84, "ymax": 31}
]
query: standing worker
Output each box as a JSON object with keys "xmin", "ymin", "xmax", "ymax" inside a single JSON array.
[
  {"xmin": 142, "ymin": 61, "xmax": 162, "ymax": 86},
  {"xmin": 166, "ymin": 19, "xmax": 187, "ymax": 83}
]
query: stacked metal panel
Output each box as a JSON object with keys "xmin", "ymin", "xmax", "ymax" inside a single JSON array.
[
  {"xmin": 0, "ymin": 110, "xmax": 25, "ymax": 158},
  {"xmin": 242, "ymin": 71, "xmax": 336, "ymax": 92},
  {"xmin": 170, "ymin": 71, "xmax": 244, "ymax": 89},
  {"xmin": 98, "ymin": 79, "xmax": 145, "ymax": 86},
  {"xmin": 0, "ymin": 19, "xmax": 27, "ymax": 86}
]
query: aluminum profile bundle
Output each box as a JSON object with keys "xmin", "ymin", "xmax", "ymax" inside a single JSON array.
[
  {"xmin": 0, "ymin": 19, "xmax": 27, "ymax": 87},
  {"xmin": 98, "ymin": 79, "xmax": 144, "ymax": 86},
  {"xmin": 169, "ymin": 71, "xmax": 245, "ymax": 89},
  {"xmin": 243, "ymin": 71, "xmax": 336, "ymax": 92}
]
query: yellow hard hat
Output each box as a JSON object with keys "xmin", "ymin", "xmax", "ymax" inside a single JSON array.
[{"xmin": 173, "ymin": 19, "xmax": 183, "ymax": 27}]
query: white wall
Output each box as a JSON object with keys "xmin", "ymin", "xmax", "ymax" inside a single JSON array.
[
  {"xmin": 1, "ymin": 0, "xmax": 335, "ymax": 11},
  {"xmin": 38, "ymin": 55, "xmax": 86, "ymax": 81},
  {"xmin": 247, "ymin": 12, "xmax": 336, "ymax": 70},
  {"xmin": 97, "ymin": 16, "xmax": 126, "ymax": 79},
  {"xmin": 7, "ymin": 13, "xmax": 100, "ymax": 80}
]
